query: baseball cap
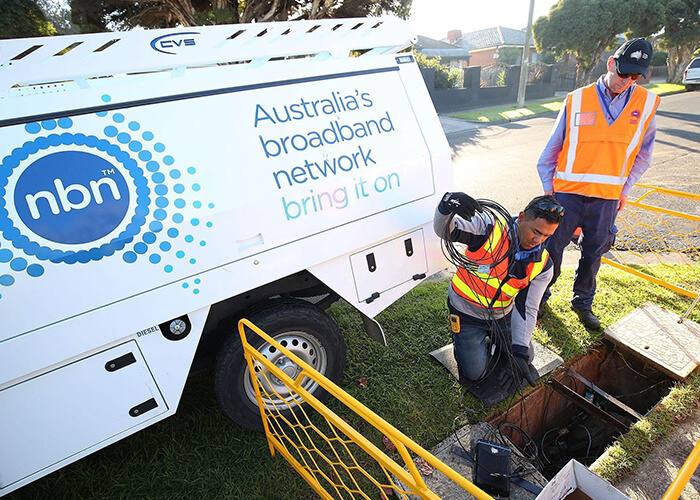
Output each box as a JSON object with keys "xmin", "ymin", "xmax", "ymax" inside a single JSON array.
[{"xmin": 613, "ymin": 38, "xmax": 653, "ymax": 78}]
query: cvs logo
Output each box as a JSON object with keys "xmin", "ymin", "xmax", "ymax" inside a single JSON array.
[
  {"xmin": 14, "ymin": 151, "xmax": 130, "ymax": 245},
  {"xmin": 150, "ymin": 32, "xmax": 199, "ymax": 55}
]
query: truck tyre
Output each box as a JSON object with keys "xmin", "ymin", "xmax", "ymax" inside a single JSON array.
[{"xmin": 213, "ymin": 298, "xmax": 346, "ymax": 430}]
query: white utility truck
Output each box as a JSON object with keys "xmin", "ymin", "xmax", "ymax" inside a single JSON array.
[{"xmin": 0, "ymin": 18, "xmax": 452, "ymax": 495}]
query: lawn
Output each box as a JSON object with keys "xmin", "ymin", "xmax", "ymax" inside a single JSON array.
[
  {"xmin": 10, "ymin": 265, "xmax": 700, "ymax": 499},
  {"xmin": 448, "ymin": 82, "xmax": 686, "ymax": 123}
]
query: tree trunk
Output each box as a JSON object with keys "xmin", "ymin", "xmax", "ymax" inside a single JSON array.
[
  {"xmin": 667, "ymin": 45, "xmax": 694, "ymax": 83},
  {"xmin": 574, "ymin": 38, "xmax": 612, "ymax": 87}
]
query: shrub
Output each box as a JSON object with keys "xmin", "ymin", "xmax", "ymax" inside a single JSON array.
[{"xmin": 413, "ymin": 51, "xmax": 462, "ymax": 89}]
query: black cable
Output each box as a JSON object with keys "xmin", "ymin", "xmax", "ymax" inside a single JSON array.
[
  {"xmin": 440, "ymin": 199, "xmax": 517, "ymax": 275},
  {"xmin": 452, "ymin": 417, "xmax": 534, "ymax": 480}
]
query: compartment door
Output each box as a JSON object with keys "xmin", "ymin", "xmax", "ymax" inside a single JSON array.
[
  {"xmin": 0, "ymin": 341, "xmax": 166, "ymax": 489},
  {"xmin": 350, "ymin": 229, "xmax": 428, "ymax": 303}
]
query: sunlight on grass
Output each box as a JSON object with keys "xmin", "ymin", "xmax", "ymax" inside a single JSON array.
[
  {"xmin": 446, "ymin": 81, "xmax": 684, "ymax": 123},
  {"xmin": 643, "ymin": 82, "xmax": 685, "ymax": 95},
  {"xmin": 449, "ymin": 98, "xmax": 562, "ymax": 123}
]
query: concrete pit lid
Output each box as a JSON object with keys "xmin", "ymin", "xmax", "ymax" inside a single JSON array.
[{"xmin": 604, "ymin": 302, "xmax": 700, "ymax": 380}]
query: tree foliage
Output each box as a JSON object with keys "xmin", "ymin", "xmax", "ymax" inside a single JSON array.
[
  {"xmin": 67, "ymin": 0, "xmax": 411, "ymax": 32},
  {"xmin": 413, "ymin": 51, "xmax": 462, "ymax": 89},
  {"xmin": 1, "ymin": 0, "xmax": 57, "ymax": 39},
  {"xmin": 496, "ymin": 46, "xmax": 522, "ymax": 65},
  {"xmin": 628, "ymin": 0, "xmax": 700, "ymax": 82},
  {"xmin": 535, "ymin": 0, "xmax": 699, "ymax": 85},
  {"xmin": 533, "ymin": 0, "xmax": 639, "ymax": 86}
]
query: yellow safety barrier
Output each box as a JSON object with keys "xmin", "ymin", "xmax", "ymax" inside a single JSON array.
[
  {"xmin": 238, "ymin": 318, "xmax": 494, "ymax": 500},
  {"xmin": 661, "ymin": 438, "xmax": 700, "ymax": 500},
  {"xmin": 602, "ymin": 184, "xmax": 700, "ymax": 320}
]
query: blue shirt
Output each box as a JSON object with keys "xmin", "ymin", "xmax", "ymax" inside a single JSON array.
[{"xmin": 537, "ymin": 76, "xmax": 657, "ymax": 197}]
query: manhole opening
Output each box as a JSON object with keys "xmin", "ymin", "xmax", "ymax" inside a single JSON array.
[{"xmin": 489, "ymin": 341, "xmax": 673, "ymax": 479}]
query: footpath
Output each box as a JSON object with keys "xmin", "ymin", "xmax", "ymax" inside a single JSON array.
[{"xmin": 438, "ymin": 77, "xmax": 680, "ymax": 136}]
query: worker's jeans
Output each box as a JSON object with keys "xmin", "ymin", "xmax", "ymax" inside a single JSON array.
[
  {"xmin": 542, "ymin": 193, "xmax": 618, "ymax": 311},
  {"xmin": 448, "ymin": 301, "xmax": 534, "ymax": 382}
]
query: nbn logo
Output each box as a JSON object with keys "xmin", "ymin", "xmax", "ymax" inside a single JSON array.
[
  {"xmin": 14, "ymin": 151, "xmax": 130, "ymax": 245},
  {"xmin": 25, "ymin": 177, "xmax": 121, "ymax": 219},
  {"xmin": 150, "ymin": 32, "xmax": 199, "ymax": 55}
]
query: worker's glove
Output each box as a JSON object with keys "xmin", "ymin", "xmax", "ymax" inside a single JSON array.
[
  {"xmin": 438, "ymin": 192, "xmax": 483, "ymax": 221},
  {"xmin": 497, "ymin": 353, "xmax": 537, "ymax": 394}
]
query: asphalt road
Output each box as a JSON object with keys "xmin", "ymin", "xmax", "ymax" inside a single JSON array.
[{"xmin": 445, "ymin": 91, "xmax": 700, "ymax": 215}]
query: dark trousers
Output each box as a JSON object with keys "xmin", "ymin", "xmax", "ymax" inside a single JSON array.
[
  {"xmin": 542, "ymin": 193, "xmax": 618, "ymax": 311},
  {"xmin": 448, "ymin": 301, "xmax": 534, "ymax": 382}
]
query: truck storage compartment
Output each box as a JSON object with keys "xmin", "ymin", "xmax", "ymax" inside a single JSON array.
[
  {"xmin": 0, "ymin": 341, "xmax": 166, "ymax": 489},
  {"xmin": 350, "ymin": 228, "xmax": 428, "ymax": 303}
]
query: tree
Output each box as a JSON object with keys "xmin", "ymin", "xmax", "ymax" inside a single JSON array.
[
  {"xmin": 36, "ymin": 0, "xmax": 74, "ymax": 34},
  {"xmin": 68, "ymin": 0, "xmax": 411, "ymax": 32},
  {"xmin": 533, "ymin": 0, "xmax": 640, "ymax": 86},
  {"xmin": 1, "ymin": 0, "xmax": 57, "ymax": 39},
  {"xmin": 628, "ymin": 0, "xmax": 700, "ymax": 83}
]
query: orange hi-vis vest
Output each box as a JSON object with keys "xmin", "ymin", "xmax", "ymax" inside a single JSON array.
[
  {"xmin": 553, "ymin": 83, "xmax": 660, "ymax": 200},
  {"xmin": 451, "ymin": 220, "xmax": 549, "ymax": 311}
]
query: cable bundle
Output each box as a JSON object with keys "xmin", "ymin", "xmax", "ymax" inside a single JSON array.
[{"xmin": 440, "ymin": 198, "xmax": 518, "ymax": 276}]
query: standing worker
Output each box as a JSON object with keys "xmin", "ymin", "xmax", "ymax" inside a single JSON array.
[
  {"xmin": 537, "ymin": 38, "xmax": 660, "ymax": 330},
  {"xmin": 434, "ymin": 192, "xmax": 563, "ymax": 392}
]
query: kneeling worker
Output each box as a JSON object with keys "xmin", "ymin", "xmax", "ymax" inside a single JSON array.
[{"xmin": 434, "ymin": 193, "xmax": 563, "ymax": 392}]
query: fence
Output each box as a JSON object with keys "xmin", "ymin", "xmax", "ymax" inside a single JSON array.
[
  {"xmin": 238, "ymin": 318, "xmax": 494, "ymax": 500},
  {"xmin": 603, "ymin": 184, "xmax": 700, "ymax": 320},
  {"xmin": 420, "ymin": 63, "xmax": 557, "ymax": 113}
]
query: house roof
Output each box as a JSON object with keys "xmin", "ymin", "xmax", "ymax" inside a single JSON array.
[
  {"xmin": 454, "ymin": 27, "xmax": 535, "ymax": 51},
  {"xmin": 414, "ymin": 35, "xmax": 470, "ymax": 59}
]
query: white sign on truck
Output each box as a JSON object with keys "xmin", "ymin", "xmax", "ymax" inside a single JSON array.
[{"xmin": 0, "ymin": 17, "xmax": 452, "ymax": 495}]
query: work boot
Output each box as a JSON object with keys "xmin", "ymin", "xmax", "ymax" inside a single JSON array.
[{"xmin": 574, "ymin": 309, "xmax": 601, "ymax": 330}]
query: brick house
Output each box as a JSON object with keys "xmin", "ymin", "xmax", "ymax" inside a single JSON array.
[
  {"xmin": 446, "ymin": 27, "xmax": 537, "ymax": 67},
  {"xmin": 414, "ymin": 35, "xmax": 471, "ymax": 69}
]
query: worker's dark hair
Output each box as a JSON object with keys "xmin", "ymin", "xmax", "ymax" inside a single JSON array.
[{"xmin": 523, "ymin": 195, "xmax": 564, "ymax": 224}]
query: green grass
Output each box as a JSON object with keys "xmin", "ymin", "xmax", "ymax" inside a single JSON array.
[
  {"xmin": 448, "ymin": 98, "xmax": 562, "ymax": 123},
  {"xmin": 644, "ymin": 82, "xmax": 686, "ymax": 95},
  {"xmin": 592, "ymin": 371, "xmax": 700, "ymax": 483},
  {"xmin": 9, "ymin": 266, "xmax": 700, "ymax": 499},
  {"xmin": 447, "ymin": 82, "xmax": 685, "ymax": 123}
]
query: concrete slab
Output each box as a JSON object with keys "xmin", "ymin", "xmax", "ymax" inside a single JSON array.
[
  {"xmin": 606, "ymin": 408, "xmax": 700, "ymax": 500},
  {"xmin": 394, "ymin": 422, "xmax": 549, "ymax": 499},
  {"xmin": 604, "ymin": 302, "xmax": 700, "ymax": 380},
  {"xmin": 430, "ymin": 340, "xmax": 564, "ymax": 406},
  {"xmin": 438, "ymin": 115, "xmax": 483, "ymax": 136}
]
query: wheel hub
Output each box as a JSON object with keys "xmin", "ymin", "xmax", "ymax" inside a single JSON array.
[{"xmin": 244, "ymin": 330, "xmax": 327, "ymax": 411}]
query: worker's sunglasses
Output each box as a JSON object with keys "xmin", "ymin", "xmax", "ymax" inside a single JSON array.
[
  {"xmin": 615, "ymin": 61, "xmax": 642, "ymax": 80},
  {"xmin": 534, "ymin": 202, "xmax": 565, "ymax": 216}
]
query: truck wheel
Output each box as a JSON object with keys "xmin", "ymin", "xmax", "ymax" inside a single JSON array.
[{"xmin": 214, "ymin": 298, "xmax": 346, "ymax": 430}]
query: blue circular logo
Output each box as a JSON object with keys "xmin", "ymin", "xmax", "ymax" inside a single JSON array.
[{"xmin": 14, "ymin": 151, "xmax": 130, "ymax": 244}]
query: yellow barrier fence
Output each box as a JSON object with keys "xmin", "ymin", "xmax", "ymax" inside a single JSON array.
[
  {"xmin": 238, "ymin": 318, "xmax": 494, "ymax": 500},
  {"xmin": 602, "ymin": 184, "xmax": 700, "ymax": 320}
]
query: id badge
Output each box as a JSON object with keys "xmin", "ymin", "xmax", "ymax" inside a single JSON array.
[{"xmin": 574, "ymin": 111, "xmax": 596, "ymax": 126}]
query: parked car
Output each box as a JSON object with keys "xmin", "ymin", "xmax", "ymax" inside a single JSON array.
[{"xmin": 683, "ymin": 57, "xmax": 700, "ymax": 91}]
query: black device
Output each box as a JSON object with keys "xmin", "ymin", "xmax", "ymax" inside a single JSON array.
[{"xmin": 473, "ymin": 440, "xmax": 511, "ymax": 497}]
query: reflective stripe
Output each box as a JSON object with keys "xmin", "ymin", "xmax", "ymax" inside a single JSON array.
[
  {"xmin": 554, "ymin": 85, "xmax": 658, "ymax": 199},
  {"xmin": 620, "ymin": 90, "xmax": 658, "ymax": 183},
  {"xmin": 554, "ymin": 171, "xmax": 627, "ymax": 185},
  {"xmin": 565, "ymin": 89, "xmax": 583, "ymax": 174},
  {"xmin": 451, "ymin": 222, "xmax": 550, "ymax": 310}
]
